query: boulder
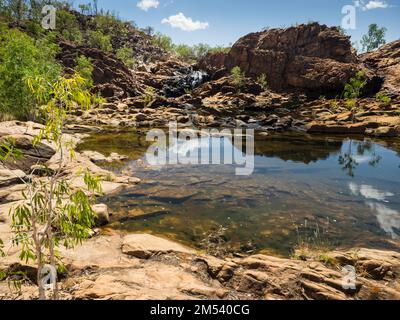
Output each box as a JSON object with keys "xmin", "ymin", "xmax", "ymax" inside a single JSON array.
[
  {"xmin": 0, "ymin": 167, "xmax": 26, "ymax": 188},
  {"xmin": 121, "ymin": 234, "xmax": 194, "ymax": 259},
  {"xmin": 0, "ymin": 134, "xmax": 56, "ymax": 173}
]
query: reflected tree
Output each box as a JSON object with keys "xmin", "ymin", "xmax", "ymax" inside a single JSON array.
[{"xmin": 339, "ymin": 140, "xmax": 382, "ymax": 177}]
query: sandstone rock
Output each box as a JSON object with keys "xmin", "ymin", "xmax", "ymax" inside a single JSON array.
[
  {"xmin": 92, "ymin": 204, "xmax": 110, "ymax": 227},
  {"xmin": 0, "ymin": 134, "xmax": 56, "ymax": 173},
  {"xmin": 58, "ymin": 41, "xmax": 139, "ymax": 99},
  {"xmin": 199, "ymin": 23, "xmax": 360, "ymax": 94},
  {"xmin": 366, "ymin": 126, "xmax": 398, "ymax": 137},
  {"xmin": 121, "ymin": 234, "xmax": 194, "ymax": 259},
  {"xmin": 361, "ymin": 40, "xmax": 400, "ymax": 97},
  {"xmin": 0, "ymin": 167, "xmax": 26, "ymax": 188},
  {"xmin": 81, "ymin": 150, "xmax": 107, "ymax": 163}
]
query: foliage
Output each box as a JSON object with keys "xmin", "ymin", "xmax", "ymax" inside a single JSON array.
[
  {"xmin": 360, "ymin": 24, "xmax": 387, "ymax": 52},
  {"xmin": 87, "ymin": 30, "xmax": 112, "ymax": 52},
  {"xmin": 230, "ymin": 66, "xmax": 245, "ymax": 92},
  {"xmin": 6, "ymin": 73, "xmax": 103, "ymax": 300},
  {"xmin": 0, "ymin": 27, "xmax": 61, "ymax": 121},
  {"xmin": 56, "ymin": 9, "xmax": 83, "ymax": 43},
  {"xmin": 91, "ymin": 13, "xmax": 129, "ymax": 40},
  {"xmin": 342, "ymin": 71, "xmax": 367, "ymax": 122},
  {"xmin": 152, "ymin": 32, "xmax": 174, "ymax": 52},
  {"xmin": 375, "ymin": 92, "xmax": 392, "ymax": 106},
  {"xmin": 174, "ymin": 44, "xmax": 196, "ymax": 63},
  {"xmin": 343, "ymin": 71, "xmax": 367, "ymax": 100},
  {"xmin": 336, "ymin": 26, "xmax": 347, "ymax": 36},
  {"xmin": 208, "ymin": 45, "xmax": 231, "ymax": 55},
  {"xmin": 116, "ymin": 46, "xmax": 136, "ymax": 68},
  {"xmin": 74, "ymin": 55, "xmax": 94, "ymax": 89},
  {"xmin": 257, "ymin": 73, "xmax": 268, "ymax": 90},
  {"xmin": 143, "ymin": 86, "xmax": 155, "ymax": 107},
  {"xmin": 0, "ymin": 238, "xmax": 4, "ymax": 258}
]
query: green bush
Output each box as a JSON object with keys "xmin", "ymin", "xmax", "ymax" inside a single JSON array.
[
  {"xmin": 87, "ymin": 30, "xmax": 112, "ymax": 52},
  {"xmin": 116, "ymin": 46, "xmax": 136, "ymax": 68},
  {"xmin": 92, "ymin": 13, "xmax": 129, "ymax": 39},
  {"xmin": 0, "ymin": 27, "xmax": 61, "ymax": 120},
  {"xmin": 174, "ymin": 44, "xmax": 196, "ymax": 63},
  {"xmin": 152, "ymin": 32, "xmax": 174, "ymax": 52},
  {"xmin": 257, "ymin": 73, "xmax": 268, "ymax": 90},
  {"xmin": 208, "ymin": 46, "xmax": 231, "ymax": 55},
  {"xmin": 75, "ymin": 55, "xmax": 94, "ymax": 89},
  {"xmin": 376, "ymin": 92, "xmax": 392, "ymax": 106},
  {"xmin": 344, "ymin": 71, "xmax": 367, "ymax": 99},
  {"xmin": 231, "ymin": 66, "xmax": 245, "ymax": 91},
  {"xmin": 56, "ymin": 9, "xmax": 83, "ymax": 43}
]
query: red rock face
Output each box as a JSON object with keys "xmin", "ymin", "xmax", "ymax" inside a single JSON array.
[
  {"xmin": 361, "ymin": 40, "xmax": 400, "ymax": 98},
  {"xmin": 57, "ymin": 41, "xmax": 139, "ymax": 100},
  {"xmin": 199, "ymin": 23, "xmax": 360, "ymax": 94}
]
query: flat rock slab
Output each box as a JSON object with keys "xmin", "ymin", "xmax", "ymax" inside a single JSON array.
[
  {"xmin": 0, "ymin": 168, "xmax": 26, "ymax": 187},
  {"xmin": 122, "ymin": 234, "xmax": 194, "ymax": 259}
]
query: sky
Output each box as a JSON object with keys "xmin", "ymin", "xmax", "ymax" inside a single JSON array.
[{"xmin": 73, "ymin": 0, "xmax": 400, "ymax": 47}]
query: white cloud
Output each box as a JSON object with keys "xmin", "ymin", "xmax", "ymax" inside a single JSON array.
[
  {"xmin": 354, "ymin": 0, "xmax": 390, "ymax": 11},
  {"xmin": 137, "ymin": 0, "xmax": 159, "ymax": 11},
  {"xmin": 162, "ymin": 12, "xmax": 209, "ymax": 31}
]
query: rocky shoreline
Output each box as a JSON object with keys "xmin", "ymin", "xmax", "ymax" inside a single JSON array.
[
  {"xmin": 1, "ymin": 121, "xmax": 400, "ymax": 300},
  {"xmin": 1, "ymin": 21, "xmax": 400, "ymax": 300}
]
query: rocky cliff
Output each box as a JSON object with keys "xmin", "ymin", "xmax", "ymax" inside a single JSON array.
[
  {"xmin": 200, "ymin": 23, "xmax": 370, "ymax": 95},
  {"xmin": 361, "ymin": 40, "xmax": 400, "ymax": 98}
]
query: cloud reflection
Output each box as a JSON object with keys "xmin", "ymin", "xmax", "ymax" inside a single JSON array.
[{"xmin": 349, "ymin": 182, "xmax": 399, "ymax": 239}]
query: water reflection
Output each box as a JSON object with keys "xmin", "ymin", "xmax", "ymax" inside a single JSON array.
[
  {"xmin": 339, "ymin": 141, "xmax": 382, "ymax": 177},
  {"xmin": 78, "ymin": 131, "xmax": 400, "ymax": 255},
  {"xmin": 349, "ymin": 182, "xmax": 400, "ymax": 239}
]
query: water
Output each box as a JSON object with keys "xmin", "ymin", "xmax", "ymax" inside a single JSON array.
[{"xmin": 78, "ymin": 131, "xmax": 400, "ymax": 256}]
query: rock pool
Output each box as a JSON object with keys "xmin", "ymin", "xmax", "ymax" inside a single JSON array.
[{"xmin": 78, "ymin": 131, "xmax": 400, "ymax": 256}]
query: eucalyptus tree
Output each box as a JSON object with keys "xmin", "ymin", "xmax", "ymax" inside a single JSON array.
[{"xmin": 1, "ymin": 72, "xmax": 102, "ymax": 300}]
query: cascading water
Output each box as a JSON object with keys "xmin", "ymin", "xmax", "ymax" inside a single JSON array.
[{"xmin": 162, "ymin": 67, "xmax": 209, "ymax": 98}]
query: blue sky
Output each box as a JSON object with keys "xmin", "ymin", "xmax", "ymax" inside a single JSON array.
[{"xmin": 73, "ymin": 0, "xmax": 400, "ymax": 47}]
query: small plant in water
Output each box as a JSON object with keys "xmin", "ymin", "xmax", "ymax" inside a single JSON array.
[
  {"xmin": 291, "ymin": 218, "xmax": 337, "ymax": 266},
  {"xmin": 200, "ymin": 225, "xmax": 232, "ymax": 258}
]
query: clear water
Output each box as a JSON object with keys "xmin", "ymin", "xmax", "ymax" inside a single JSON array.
[{"xmin": 78, "ymin": 131, "xmax": 400, "ymax": 256}]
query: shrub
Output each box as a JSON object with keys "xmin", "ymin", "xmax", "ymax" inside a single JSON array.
[
  {"xmin": 92, "ymin": 13, "xmax": 129, "ymax": 40},
  {"xmin": 152, "ymin": 32, "xmax": 174, "ymax": 52},
  {"xmin": 56, "ymin": 9, "xmax": 83, "ymax": 43},
  {"xmin": 174, "ymin": 44, "xmax": 196, "ymax": 63},
  {"xmin": 0, "ymin": 28, "xmax": 61, "ymax": 120},
  {"xmin": 375, "ymin": 92, "xmax": 392, "ymax": 106},
  {"xmin": 143, "ymin": 86, "xmax": 155, "ymax": 107},
  {"xmin": 231, "ymin": 66, "xmax": 245, "ymax": 92},
  {"xmin": 87, "ymin": 30, "xmax": 112, "ymax": 52},
  {"xmin": 116, "ymin": 46, "xmax": 136, "ymax": 68},
  {"xmin": 257, "ymin": 73, "xmax": 268, "ymax": 90},
  {"xmin": 344, "ymin": 71, "xmax": 367, "ymax": 100},
  {"xmin": 75, "ymin": 55, "xmax": 94, "ymax": 89}
]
